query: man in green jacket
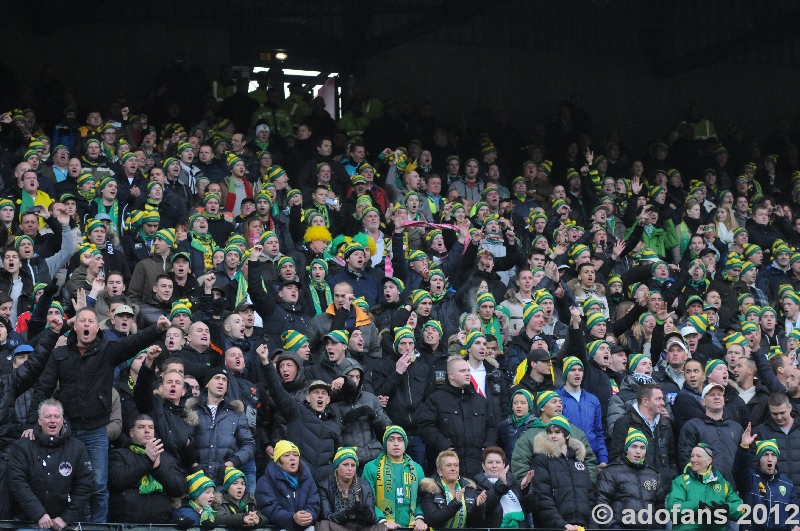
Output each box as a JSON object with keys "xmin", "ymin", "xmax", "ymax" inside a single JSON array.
[
  {"xmin": 363, "ymin": 426, "xmax": 428, "ymax": 531},
  {"xmin": 510, "ymin": 390, "xmax": 599, "ymax": 483}
]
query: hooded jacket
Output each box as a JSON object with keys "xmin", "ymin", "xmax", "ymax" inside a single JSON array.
[
  {"xmin": 329, "ymin": 359, "xmax": 392, "ymax": 464},
  {"xmin": 185, "ymin": 392, "xmax": 255, "ymax": 486},
  {"xmin": 556, "ymin": 386, "xmax": 608, "ymax": 463},
  {"xmin": 248, "ymin": 260, "xmax": 313, "ymax": 344},
  {"xmin": 261, "ymin": 359, "xmax": 341, "ymax": 483},
  {"xmin": 108, "ymin": 443, "xmax": 187, "ymax": 523},
  {"xmin": 7, "ymin": 423, "xmax": 93, "ymax": 524},
  {"xmin": 419, "ymin": 474, "xmax": 486, "ymax": 528},
  {"xmin": 595, "ymin": 457, "xmax": 665, "ymax": 529},
  {"xmin": 128, "ymin": 252, "xmax": 172, "ymax": 306},
  {"xmin": 510, "ymin": 417, "xmax": 599, "ymax": 483},
  {"xmin": 530, "ymin": 431, "xmax": 595, "ymax": 528},
  {"xmin": 415, "ymin": 379, "xmax": 497, "ymax": 478}
]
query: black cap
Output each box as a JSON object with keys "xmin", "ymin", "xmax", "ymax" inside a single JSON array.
[
  {"xmin": 609, "ymin": 344, "xmax": 627, "ymax": 355},
  {"xmin": 235, "ymin": 302, "xmax": 255, "ymax": 312},
  {"xmin": 279, "ymin": 279, "xmax": 303, "ymax": 290},
  {"xmin": 698, "ymin": 248, "xmax": 716, "ymax": 259},
  {"xmin": 203, "ymin": 367, "xmax": 228, "ymax": 387},
  {"xmin": 528, "ymin": 348, "xmax": 551, "ymax": 363}
]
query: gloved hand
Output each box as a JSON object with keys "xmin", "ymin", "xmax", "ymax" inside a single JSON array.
[
  {"xmin": 342, "ymin": 409, "xmax": 363, "ymax": 424},
  {"xmin": 200, "ymin": 519, "xmax": 217, "ymax": 530},
  {"xmin": 364, "ymin": 407, "xmax": 378, "ymax": 421},
  {"xmin": 343, "ymin": 506, "xmax": 360, "ymax": 521},
  {"xmin": 212, "ymin": 296, "xmax": 227, "ymax": 315},
  {"xmin": 175, "ymin": 517, "xmax": 194, "ymax": 530},
  {"xmin": 698, "ymin": 501, "xmax": 710, "ymax": 511},
  {"xmin": 42, "ymin": 278, "xmax": 60, "ymax": 300},
  {"xmin": 355, "ymin": 506, "xmax": 375, "ymax": 523}
]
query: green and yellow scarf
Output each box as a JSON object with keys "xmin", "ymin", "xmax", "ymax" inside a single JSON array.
[
  {"xmin": 442, "ymin": 481, "xmax": 468, "ymax": 528},
  {"xmin": 190, "ymin": 231, "xmax": 217, "ymax": 270},
  {"xmin": 375, "ymin": 453, "xmax": 419, "ymax": 526},
  {"xmin": 188, "ymin": 500, "xmax": 215, "ymax": 523},
  {"xmin": 310, "ymin": 280, "xmax": 333, "ymax": 314},
  {"xmin": 129, "ymin": 445, "xmax": 163, "ymax": 494}
]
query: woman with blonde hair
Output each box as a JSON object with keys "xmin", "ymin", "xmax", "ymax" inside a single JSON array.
[{"xmin": 714, "ymin": 204, "xmax": 737, "ymax": 246}]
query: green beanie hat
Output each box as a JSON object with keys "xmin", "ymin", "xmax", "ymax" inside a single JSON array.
[
  {"xmin": 186, "ymin": 470, "xmax": 215, "ymax": 499},
  {"xmin": 333, "ymin": 446, "xmax": 359, "ymax": 469},
  {"xmin": 756, "ymin": 439, "xmax": 780, "ymax": 460},
  {"xmin": 624, "ymin": 427, "xmax": 649, "ymax": 453},
  {"xmin": 562, "ymin": 356, "xmax": 584, "ymax": 379},
  {"xmin": 222, "ymin": 466, "xmax": 245, "ymax": 490},
  {"xmin": 705, "ymin": 358, "xmax": 726, "ymax": 377},
  {"xmin": 536, "ymin": 390, "xmax": 559, "ymax": 411},
  {"xmin": 547, "ymin": 415, "xmax": 571, "ymax": 434},
  {"xmin": 393, "ymin": 326, "xmax": 415, "ymax": 350},
  {"xmin": 628, "ymin": 353, "xmax": 646, "ymax": 373},
  {"xmin": 281, "ymin": 330, "xmax": 309, "ymax": 351},
  {"xmin": 383, "ymin": 425, "xmax": 408, "ymax": 449}
]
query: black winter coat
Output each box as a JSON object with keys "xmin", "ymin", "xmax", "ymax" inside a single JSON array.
[
  {"xmin": 133, "ymin": 363, "xmax": 196, "ymax": 471},
  {"xmin": 30, "ymin": 324, "xmax": 163, "ymax": 431},
  {"xmin": 248, "ymin": 260, "xmax": 312, "ymax": 343},
  {"xmin": 419, "ymin": 475, "xmax": 486, "ymax": 528},
  {"xmin": 7, "ymin": 424, "xmax": 93, "ymax": 524},
  {"xmin": 678, "ymin": 415, "xmax": 743, "ymax": 487},
  {"xmin": 610, "ymin": 405, "xmax": 678, "ymax": 484},
  {"xmin": 530, "ymin": 432, "xmax": 595, "ymax": 528},
  {"xmin": 753, "ymin": 410, "xmax": 800, "ymax": 488},
  {"xmin": 0, "ymin": 330, "xmax": 55, "ymax": 447},
  {"xmin": 370, "ymin": 348, "xmax": 430, "ymax": 434},
  {"xmin": 108, "ymin": 445, "xmax": 187, "ymax": 523},
  {"xmin": 319, "ymin": 475, "xmax": 377, "ymax": 525},
  {"xmin": 255, "ymin": 459, "xmax": 320, "ymax": 531},
  {"xmin": 595, "ymin": 457, "xmax": 666, "ymax": 529},
  {"xmin": 261, "ymin": 359, "xmax": 341, "ymax": 484},
  {"xmin": 415, "ymin": 380, "xmax": 497, "ymax": 478}
]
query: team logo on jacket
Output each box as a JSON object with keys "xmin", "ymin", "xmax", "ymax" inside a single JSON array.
[
  {"xmin": 713, "ymin": 484, "xmax": 721, "ymax": 493},
  {"xmin": 643, "ymin": 480, "xmax": 657, "ymax": 491},
  {"xmin": 780, "ymin": 486, "xmax": 787, "ymax": 496},
  {"xmin": 574, "ymin": 462, "xmax": 585, "ymax": 470},
  {"xmin": 59, "ymin": 462, "xmax": 72, "ymax": 476}
]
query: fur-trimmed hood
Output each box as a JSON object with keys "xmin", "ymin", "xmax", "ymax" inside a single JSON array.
[
  {"xmin": 185, "ymin": 396, "xmax": 245, "ymax": 416},
  {"xmin": 152, "ymin": 389, "xmax": 200, "ymax": 427},
  {"xmin": 532, "ymin": 430, "xmax": 586, "ymax": 462},
  {"xmin": 419, "ymin": 475, "xmax": 477, "ymax": 495}
]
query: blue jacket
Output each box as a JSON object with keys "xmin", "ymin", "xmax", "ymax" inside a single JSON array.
[
  {"xmin": 255, "ymin": 459, "xmax": 320, "ymax": 531},
  {"xmin": 328, "ymin": 266, "xmax": 383, "ymax": 307},
  {"xmin": 734, "ymin": 447, "xmax": 799, "ymax": 531},
  {"xmin": 556, "ymin": 386, "xmax": 608, "ymax": 463},
  {"xmin": 497, "ymin": 414, "xmax": 536, "ymax": 461}
]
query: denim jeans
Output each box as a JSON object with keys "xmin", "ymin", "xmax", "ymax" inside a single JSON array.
[
  {"xmin": 73, "ymin": 426, "xmax": 108, "ymax": 523},
  {"xmin": 240, "ymin": 459, "xmax": 257, "ymax": 495}
]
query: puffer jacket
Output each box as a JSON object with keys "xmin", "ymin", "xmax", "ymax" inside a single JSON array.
[
  {"xmin": 136, "ymin": 294, "xmax": 171, "ymax": 330},
  {"xmin": 108, "ymin": 444, "xmax": 187, "ymax": 523},
  {"xmin": 606, "ymin": 374, "xmax": 642, "ymax": 436},
  {"xmin": 255, "ymin": 459, "xmax": 320, "ymax": 531},
  {"xmin": 133, "ymin": 362, "xmax": 196, "ymax": 471},
  {"xmin": 329, "ymin": 360, "xmax": 392, "ymax": 464},
  {"xmin": 415, "ymin": 380, "xmax": 497, "ymax": 478},
  {"xmin": 753, "ymin": 410, "xmax": 800, "ymax": 488},
  {"xmin": 319, "ymin": 475, "xmax": 377, "ymax": 526},
  {"xmin": 370, "ymin": 345, "xmax": 430, "ymax": 434},
  {"xmin": 678, "ymin": 415, "xmax": 743, "ymax": 487},
  {"xmin": 185, "ymin": 393, "xmax": 255, "ymax": 486},
  {"xmin": 419, "ymin": 474, "xmax": 486, "ymax": 528},
  {"xmin": 595, "ymin": 457, "xmax": 665, "ymax": 529},
  {"xmin": 430, "ymin": 291, "xmax": 463, "ymax": 340},
  {"xmin": 610, "ymin": 404, "xmax": 678, "ymax": 484},
  {"xmin": 261, "ymin": 359, "xmax": 341, "ymax": 484},
  {"xmin": 530, "ymin": 431, "xmax": 595, "ymax": 528},
  {"xmin": 734, "ymin": 446, "xmax": 799, "ymax": 531},
  {"xmin": 7, "ymin": 423, "xmax": 93, "ymax": 524},
  {"xmin": 510, "ymin": 417, "xmax": 599, "ymax": 483}
]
